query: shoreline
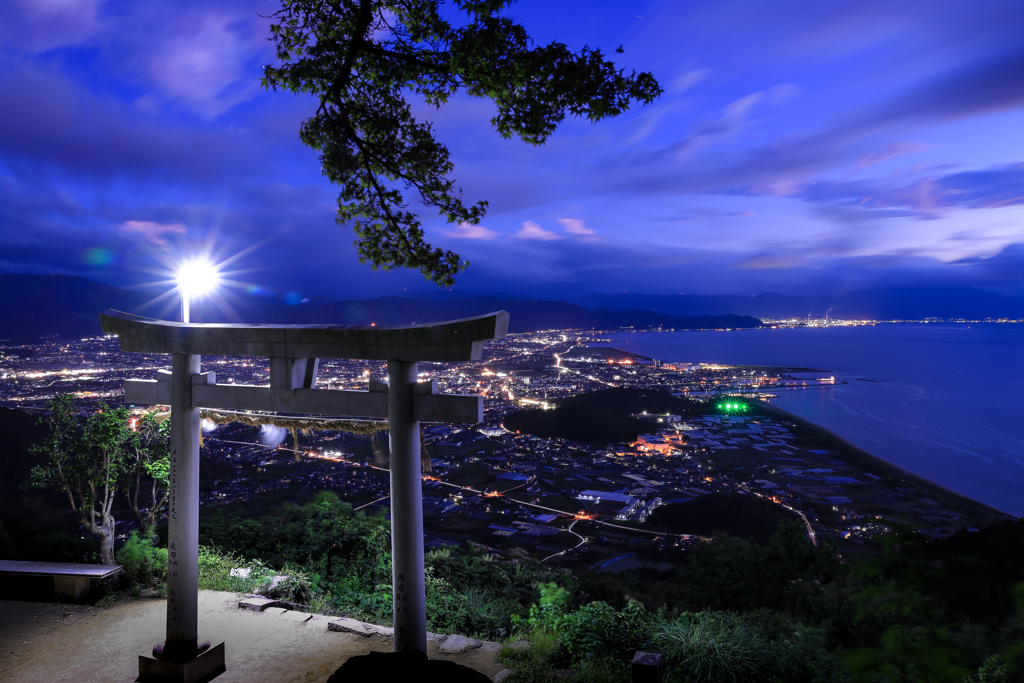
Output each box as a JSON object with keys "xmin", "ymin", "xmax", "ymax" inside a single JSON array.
[
  {"xmin": 596, "ymin": 333, "xmax": 1021, "ymax": 522},
  {"xmin": 758, "ymin": 401, "xmax": 1018, "ymax": 520}
]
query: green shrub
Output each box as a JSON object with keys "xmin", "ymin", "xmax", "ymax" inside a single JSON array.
[
  {"xmin": 515, "ymin": 584, "xmax": 655, "ymax": 668},
  {"xmin": 196, "ymin": 545, "xmax": 277, "ymax": 594},
  {"xmin": 262, "ymin": 566, "xmax": 317, "ymax": 604},
  {"xmin": 560, "ymin": 600, "xmax": 654, "ymax": 665},
  {"xmin": 116, "ymin": 531, "xmax": 167, "ymax": 588},
  {"xmin": 497, "ymin": 630, "xmax": 564, "ymax": 683},
  {"xmin": 962, "ymin": 655, "xmax": 1010, "ymax": 683}
]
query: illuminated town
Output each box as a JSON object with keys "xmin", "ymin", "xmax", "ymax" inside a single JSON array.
[{"xmin": 0, "ymin": 329, "xmax": 1007, "ymax": 571}]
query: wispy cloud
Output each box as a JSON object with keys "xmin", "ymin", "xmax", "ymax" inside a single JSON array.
[
  {"xmin": 852, "ymin": 142, "xmax": 929, "ymax": 173},
  {"xmin": 797, "ymin": 163, "xmax": 1024, "ymax": 218},
  {"xmin": 652, "ymin": 209, "xmax": 757, "ymax": 223},
  {"xmin": 443, "ymin": 222, "xmax": 498, "ymax": 240},
  {"xmin": 0, "ymin": 57, "xmax": 263, "ymax": 181},
  {"xmin": 556, "ymin": 218, "xmax": 595, "ymax": 235},
  {"xmin": 118, "ymin": 221, "xmax": 187, "ymax": 248},
  {"xmin": 134, "ymin": 8, "xmax": 274, "ymax": 119},
  {"xmin": 669, "ymin": 69, "xmax": 708, "ymax": 93},
  {"xmin": 514, "ymin": 221, "xmax": 562, "ymax": 241},
  {"xmin": 0, "ymin": 0, "xmax": 103, "ymax": 53}
]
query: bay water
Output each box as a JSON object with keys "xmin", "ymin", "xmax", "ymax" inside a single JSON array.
[{"xmin": 603, "ymin": 324, "xmax": 1024, "ymax": 517}]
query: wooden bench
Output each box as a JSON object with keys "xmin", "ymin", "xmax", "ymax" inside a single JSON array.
[{"xmin": 0, "ymin": 560, "xmax": 122, "ymax": 602}]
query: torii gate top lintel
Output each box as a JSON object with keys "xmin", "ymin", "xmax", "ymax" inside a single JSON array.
[{"xmin": 99, "ymin": 308, "xmax": 509, "ymax": 362}]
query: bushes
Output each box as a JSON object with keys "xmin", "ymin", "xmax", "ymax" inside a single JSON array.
[
  {"xmin": 502, "ymin": 587, "xmax": 854, "ymax": 683},
  {"xmin": 116, "ymin": 531, "xmax": 167, "ymax": 590},
  {"xmin": 195, "ymin": 545, "xmax": 327, "ymax": 606},
  {"xmin": 498, "ymin": 630, "xmax": 565, "ymax": 683},
  {"xmin": 656, "ymin": 613, "xmax": 780, "ymax": 683}
]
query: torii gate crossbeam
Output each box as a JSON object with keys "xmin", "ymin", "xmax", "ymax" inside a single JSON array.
[{"xmin": 100, "ymin": 309, "xmax": 509, "ymax": 683}]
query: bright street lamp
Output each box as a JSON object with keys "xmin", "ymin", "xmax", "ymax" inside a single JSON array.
[{"xmin": 176, "ymin": 259, "xmax": 220, "ymax": 323}]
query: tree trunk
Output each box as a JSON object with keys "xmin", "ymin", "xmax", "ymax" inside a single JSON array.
[{"xmin": 98, "ymin": 524, "xmax": 115, "ymax": 565}]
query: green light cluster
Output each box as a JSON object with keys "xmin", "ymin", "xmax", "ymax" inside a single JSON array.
[{"xmin": 717, "ymin": 402, "xmax": 747, "ymax": 412}]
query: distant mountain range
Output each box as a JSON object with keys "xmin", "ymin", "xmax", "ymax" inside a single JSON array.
[
  {"xmin": 0, "ymin": 275, "xmax": 761, "ymax": 341},
  {"xmin": 2, "ymin": 275, "xmax": 1020, "ymax": 343},
  {"xmin": 567, "ymin": 287, "xmax": 1024, "ymax": 320}
]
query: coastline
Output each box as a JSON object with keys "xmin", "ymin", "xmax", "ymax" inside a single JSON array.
[
  {"xmin": 598, "ymin": 328, "xmax": 1024, "ymax": 522},
  {"xmin": 758, "ymin": 401, "xmax": 1017, "ymax": 520}
]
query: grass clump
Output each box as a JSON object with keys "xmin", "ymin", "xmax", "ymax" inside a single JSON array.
[{"xmin": 655, "ymin": 612, "xmax": 777, "ymax": 683}]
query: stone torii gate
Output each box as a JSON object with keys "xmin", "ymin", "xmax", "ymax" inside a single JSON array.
[{"xmin": 99, "ymin": 308, "xmax": 509, "ymax": 683}]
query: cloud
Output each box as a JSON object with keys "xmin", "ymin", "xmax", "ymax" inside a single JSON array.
[
  {"xmin": 797, "ymin": 163, "xmax": 1024, "ymax": 217},
  {"xmin": 853, "ymin": 142, "xmax": 928, "ymax": 172},
  {"xmin": 669, "ymin": 92, "xmax": 764, "ymax": 158},
  {"xmin": 599, "ymin": 47, "xmax": 1024, "ymax": 203},
  {"xmin": 0, "ymin": 0, "xmax": 103, "ymax": 53},
  {"xmin": 443, "ymin": 222, "xmax": 498, "ymax": 240},
  {"xmin": 514, "ymin": 221, "xmax": 562, "ymax": 241},
  {"xmin": 850, "ymin": 47, "xmax": 1024, "ymax": 133},
  {"xmin": 670, "ymin": 69, "xmax": 707, "ymax": 93},
  {"xmin": 556, "ymin": 218, "xmax": 595, "ymax": 235},
  {"xmin": 130, "ymin": 7, "xmax": 275, "ymax": 119},
  {"xmin": 652, "ymin": 209, "xmax": 757, "ymax": 223},
  {"xmin": 118, "ymin": 221, "xmax": 188, "ymax": 248},
  {"xmin": 1, "ymin": 1, "xmax": 277, "ymax": 119},
  {"xmin": 0, "ymin": 57, "xmax": 266, "ymax": 182}
]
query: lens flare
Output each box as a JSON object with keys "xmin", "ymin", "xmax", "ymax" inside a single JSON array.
[{"xmin": 83, "ymin": 248, "xmax": 115, "ymax": 265}]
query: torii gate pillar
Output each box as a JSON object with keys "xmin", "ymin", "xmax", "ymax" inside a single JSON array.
[{"xmin": 101, "ymin": 309, "xmax": 509, "ymax": 682}]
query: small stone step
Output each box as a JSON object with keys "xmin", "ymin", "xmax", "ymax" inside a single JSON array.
[
  {"xmin": 328, "ymin": 618, "xmax": 382, "ymax": 637},
  {"xmin": 238, "ymin": 597, "xmax": 281, "ymax": 612},
  {"xmin": 281, "ymin": 610, "xmax": 312, "ymax": 622}
]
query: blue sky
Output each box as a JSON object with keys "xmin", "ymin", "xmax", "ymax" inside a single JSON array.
[{"xmin": 2, "ymin": 0, "xmax": 1024, "ymax": 303}]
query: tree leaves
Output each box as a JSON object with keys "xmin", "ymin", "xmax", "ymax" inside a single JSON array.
[{"xmin": 263, "ymin": 0, "xmax": 661, "ymax": 285}]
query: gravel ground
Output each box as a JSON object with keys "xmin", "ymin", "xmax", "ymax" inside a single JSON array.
[{"xmin": 0, "ymin": 591, "xmax": 504, "ymax": 683}]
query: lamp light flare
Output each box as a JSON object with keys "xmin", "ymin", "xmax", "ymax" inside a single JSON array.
[
  {"xmin": 176, "ymin": 259, "xmax": 220, "ymax": 295},
  {"xmin": 176, "ymin": 259, "xmax": 220, "ymax": 323}
]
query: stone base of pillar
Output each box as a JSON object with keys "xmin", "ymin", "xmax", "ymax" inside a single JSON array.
[{"xmin": 137, "ymin": 642, "xmax": 225, "ymax": 683}]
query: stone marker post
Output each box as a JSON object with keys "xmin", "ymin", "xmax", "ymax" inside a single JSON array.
[
  {"xmin": 165, "ymin": 353, "xmax": 201, "ymax": 659},
  {"xmin": 388, "ymin": 360, "xmax": 427, "ymax": 653},
  {"xmin": 139, "ymin": 352, "xmax": 226, "ymax": 683}
]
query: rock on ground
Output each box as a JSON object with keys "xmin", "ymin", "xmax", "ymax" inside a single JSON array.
[{"xmin": 439, "ymin": 634, "xmax": 484, "ymax": 654}]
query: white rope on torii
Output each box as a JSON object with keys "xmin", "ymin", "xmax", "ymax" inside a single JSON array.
[
  {"xmin": 195, "ymin": 409, "xmax": 431, "ymax": 472},
  {"xmin": 100, "ymin": 308, "xmax": 507, "ymax": 683},
  {"xmin": 151, "ymin": 408, "xmax": 432, "ymax": 472},
  {"xmin": 152, "ymin": 407, "xmax": 389, "ymax": 435}
]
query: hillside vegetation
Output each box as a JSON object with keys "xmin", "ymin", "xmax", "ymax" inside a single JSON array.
[
  {"xmin": 647, "ymin": 493, "xmax": 803, "ymax": 545},
  {"xmin": 3, "ymin": 404, "xmax": 1023, "ymax": 682},
  {"xmin": 503, "ymin": 388, "xmax": 704, "ymax": 445}
]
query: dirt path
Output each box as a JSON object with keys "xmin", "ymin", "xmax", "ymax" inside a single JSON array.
[{"xmin": 0, "ymin": 591, "xmax": 504, "ymax": 683}]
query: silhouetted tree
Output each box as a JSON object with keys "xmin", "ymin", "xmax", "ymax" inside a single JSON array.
[{"xmin": 263, "ymin": 0, "xmax": 661, "ymax": 285}]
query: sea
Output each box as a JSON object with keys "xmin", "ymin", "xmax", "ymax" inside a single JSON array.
[{"xmin": 600, "ymin": 324, "xmax": 1024, "ymax": 518}]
